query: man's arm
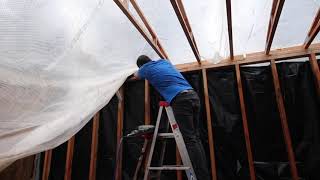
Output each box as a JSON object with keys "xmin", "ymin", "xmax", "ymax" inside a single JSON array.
[{"xmin": 127, "ymin": 72, "xmax": 140, "ymax": 81}]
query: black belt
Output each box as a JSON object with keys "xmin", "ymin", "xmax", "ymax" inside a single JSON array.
[{"xmin": 179, "ymin": 89, "xmax": 194, "ymax": 94}]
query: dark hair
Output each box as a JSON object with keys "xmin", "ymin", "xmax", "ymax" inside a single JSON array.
[{"xmin": 136, "ymin": 55, "xmax": 151, "ymax": 67}]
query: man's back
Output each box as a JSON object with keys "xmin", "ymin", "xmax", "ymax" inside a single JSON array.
[{"xmin": 137, "ymin": 59, "xmax": 192, "ymax": 103}]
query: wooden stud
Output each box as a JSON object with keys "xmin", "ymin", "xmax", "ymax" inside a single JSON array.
[
  {"xmin": 89, "ymin": 113, "xmax": 100, "ymax": 180},
  {"xmin": 64, "ymin": 136, "xmax": 75, "ymax": 180},
  {"xmin": 42, "ymin": 150, "xmax": 52, "ymax": 180},
  {"xmin": 175, "ymin": 43, "xmax": 320, "ymax": 72},
  {"xmin": 122, "ymin": 0, "xmax": 129, "ymax": 9},
  {"xmin": 113, "ymin": 0, "xmax": 168, "ymax": 59},
  {"xmin": 176, "ymin": 148, "xmax": 182, "ymax": 180},
  {"xmin": 226, "ymin": 0, "xmax": 234, "ymax": 59},
  {"xmin": 309, "ymin": 53, "xmax": 320, "ymax": 98},
  {"xmin": 142, "ymin": 80, "xmax": 151, "ymax": 178},
  {"xmin": 304, "ymin": 9, "xmax": 320, "ymax": 49},
  {"xmin": 235, "ymin": 64, "xmax": 256, "ymax": 180},
  {"xmin": 170, "ymin": 0, "xmax": 201, "ymax": 63},
  {"xmin": 270, "ymin": 60, "xmax": 299, "ymax": 180},
  {"xmin": 115, "ymin": 87, "xmax": 124, "ymax": 180},
  {"xmin": 265, "ymin": 0, "xmax": 285, "ymax": 54},
  {"xmin": 144, "ymin": 80, "xmax": 151, "ymax": 125},
  {"xmin": 202, "ymin": 69, "xmax": 217, "ymax": 180}
]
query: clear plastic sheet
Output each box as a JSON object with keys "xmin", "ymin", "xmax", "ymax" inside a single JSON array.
[{"xmin": 0, "ymin": 0, "xmax": 319, "ymax": 170}]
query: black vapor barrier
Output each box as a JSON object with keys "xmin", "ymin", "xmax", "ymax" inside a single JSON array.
[
  {"xmin": 240, "ymin": 61, "xmax": 320, "ymax": 180},
  {"xmin": 276, "ymin": 62, "xmax": 320, "ymax": 179},
  {"xmin": 122, "ymin": 80, "xmax": 145, "ymax": 180},
  {"xmin": 207, "ymin": 68, "xmax": 250, "ymax": 180},
  {"xmin": 96, "ymin": 95, "xmax": 119, "ymax": 180}
]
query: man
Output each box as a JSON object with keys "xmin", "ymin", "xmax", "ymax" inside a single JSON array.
[{"xmin": 131, "ymin": 55, "xmax": 210, "ymax": 180}]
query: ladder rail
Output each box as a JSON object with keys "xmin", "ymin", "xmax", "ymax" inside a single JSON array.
[
  {"xmin": 143, "ymin": 106, "xmax": 164, "ymax": 180},
  {"xmin": 165, "ymin": 106, "xmax": 197, "ymax": 180},
  {"xmin": 155, "ymin": 119, "xmax": 170, "ymax": 180}
]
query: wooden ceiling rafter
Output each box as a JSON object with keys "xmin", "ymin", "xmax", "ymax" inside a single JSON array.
[
  {"xmin": 114, "ymin": 0, "xmax": 169, "ymax": 59},
  {"xmin": 170, "ymin": 0, "xmax": 201, "ymax": 64},
  {"xmin": 304, "ymin": 9, "xmax": 320, "ymax": 49},
  {"xmin": 226, "ymin": 0, "xmax": 234, "ymax": 59},
  {"xmin": 265, "ymin": 0, "xmax": 285, "ymax": 55}
]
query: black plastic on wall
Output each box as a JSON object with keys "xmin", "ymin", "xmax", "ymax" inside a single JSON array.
[
  {"xmin": 276, "ymin": 62, "xmax": 320, "ymax": 179},
  {"xmin": 122, "ymin": 80, "xmax": 145, "ymax": 180},
  {"xmin": 96, "ymin": 95, "xmax": 118, "ymax": 180},
  {"xmin": 71, "ymin": 119, "xmax": 93, "ymax": 180},
  {"xmin": 49, "ymin": 141, "xmax": 68, "ymax": 180},
  {"xmin": 207, "ymin": 68, "xmax": 249, "ymax": 180},
  {"xmin": 240, "ymin": 61, "xmax": 320, "ymax": 180}
]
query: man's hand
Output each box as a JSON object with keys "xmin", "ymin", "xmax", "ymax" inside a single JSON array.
[{"xmin": 127, "ymin": 72, "xmax": 140, "ymax": 81}]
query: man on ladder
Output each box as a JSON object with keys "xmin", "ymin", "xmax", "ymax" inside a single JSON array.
[{"xmin": 130, "ymin": 55, "xmax": 210, "ymax": 180}]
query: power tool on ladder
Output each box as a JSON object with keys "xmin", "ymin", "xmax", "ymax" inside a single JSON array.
[{"xmin": 143, "ymin": 101, "xmax": 197, "ymax": 180}]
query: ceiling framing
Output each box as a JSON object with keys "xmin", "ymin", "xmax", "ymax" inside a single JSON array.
[{"xmin": 114, "ymin": 0, "xmax": 320, "ymax": 66}]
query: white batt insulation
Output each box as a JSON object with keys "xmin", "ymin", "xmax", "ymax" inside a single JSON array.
[{"xmin": 0, "ymin": 0, "xmax": 319, "ymax": 169}]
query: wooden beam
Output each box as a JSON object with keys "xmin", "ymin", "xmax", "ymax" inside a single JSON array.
[
  {"xmin": 270, "ymin": 60, "xmax": 299, "ymax": 180},
  {"xmin": 42, "ymin": 150, "xmax": 52, "ymax": 180},
  {"xmin": 202, "ymin": 69, "xmax": 217, "ymax": 180},
  {"xmin": 122, "ymin": 0, "xmax": 129, "ymax": 9},
  {"xmin": 144, "ymin": 80, "xmax": 150, "ymax": 125},
  {"xmin": 115, "ymin": 87, "xmax": 124, "ymax": 180},
  {"xmin": 129, "ymin": 0, "xmax": 169, "ymax": 59},
  {"xmin": 176, "ymin": 149, "xmax": 182, "ymax": 180},
  {"xmin": 304, "ymin": 9, "xmax": 320, "ymax": 49},
  {"xmin": 235, "ymin": 64, "xmax": 256, "ymax": 180},
  {"xmin": 89, "ymin": 113, "xmax": 100, "ymax": 180},
  {"xmin": 114, "ymin": 0, "xmax": 168, "ymax": 59},
  {"xmin": 309, "ymin": 53, "xmax": 320, "ymax": 98},
  {"xmin": 176, "ymin": 43, "xmax": 320, "ymax": 72},
  {"xmin": 64, "ymin": 136, "xmax": 75, "ymax": 180},
  {"xmin": 170, "ymin": 0, "xmax": 201, "ymax": 63},
  {"xmin": 142, "ymin": 80, "xmax": 151, "ymax": 177},
  {"xmin": 226, "ymin": 0, "xmax": 234, "ymax": 59},
  {"xmin": 265, "ymin": 0, "xmax": 285, "ymax": 54}
]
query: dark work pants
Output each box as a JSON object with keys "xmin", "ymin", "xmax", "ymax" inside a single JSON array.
[{"xmin": 171, "ymin": 91, "xmax": 210, "ymax": 180}]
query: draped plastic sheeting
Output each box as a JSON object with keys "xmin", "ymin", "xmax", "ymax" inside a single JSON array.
[{"xmin": 0, "ymin": 0, "xmax": 319, "ymax": 170}]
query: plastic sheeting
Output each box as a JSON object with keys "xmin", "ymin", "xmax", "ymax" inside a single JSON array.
[{"xmin": 0, "ymin": 0, "xmax": 320, "ymax": 170}]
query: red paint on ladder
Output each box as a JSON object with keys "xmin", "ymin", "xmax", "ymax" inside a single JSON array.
[
  {"xmin": 159, "ymin": 101, "xmax": 170, "ymax": 107},
  {"xmin": 172, "ymin": 123, "xmax": 178, "ymax": 130}
]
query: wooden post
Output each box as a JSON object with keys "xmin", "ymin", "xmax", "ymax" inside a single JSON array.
[
  {"xmin": 143, "ymin": 80, "xmax": 151, "ymax": 179},
  {"xmin": 235, "ymin": 64, "xmax": 256, "ymax": 180},
  {"xmin": 176, "ymin": 149, "xmax": 182, "ymax": 180},
  {"xmin": 115, "ymin": 87, "xmax": 124, "ymax": 180},
  {"xmin": 64, "ymin": 136, "xmax": 75, "ymax": 180},
  {"xmin": 89, "ymin": 113, "xmax": 100, "ymax": 180},
  {"xmin": 145, "ymin": 80, "xmax": 151, "ymax": 125},
  {"xmin": 202, "ymin": 69, "xmax": 217, "ymax": 180},
  {"xmin": 309, "ymin": 53, "xmax": 320, "ymax": 98},
  {"xmin": 42, "ymin": 150, "xmax": 52, "ymax": 180},
  {"xmin": 270, "ymin": 60, "xmax": 299, "ymax": 180}
]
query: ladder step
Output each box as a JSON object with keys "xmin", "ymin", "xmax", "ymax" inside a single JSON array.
[
  {"xmin": 149, "ymin": 165, "xmax": 190, "ymax": 171},
  {"xmin": 157, "ymin": 133, "xmax": 174, "ymax": 138}
]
